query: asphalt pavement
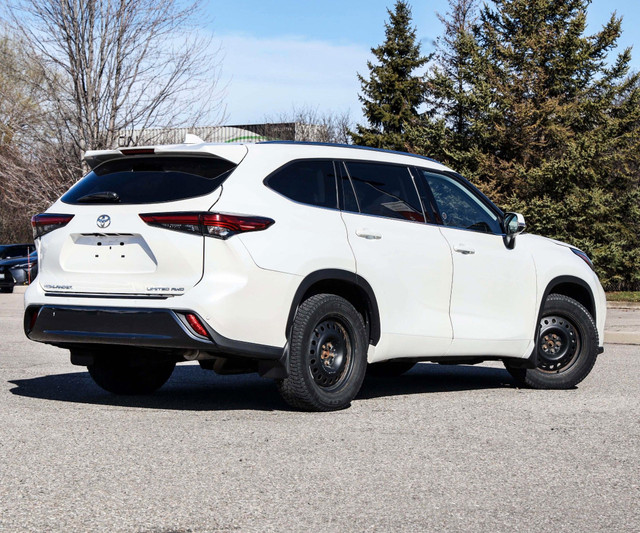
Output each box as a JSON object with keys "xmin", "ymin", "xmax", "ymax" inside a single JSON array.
[{"xmin": 1, "ymin": 288, "xmax": 639, "ymax": 532}]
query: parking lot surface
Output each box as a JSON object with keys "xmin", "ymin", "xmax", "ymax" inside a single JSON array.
[{"xmin": 1, "ymin": 290, "xmax": 639, "ymax": 532}]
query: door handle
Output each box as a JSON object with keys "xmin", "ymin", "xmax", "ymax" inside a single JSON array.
[
  {"xmin": 355, "ymin": 228, "xmax": 382, "ymax": 240},
  {"xmin": 453, "ymin": 243, "xmax": 475, "ymax": 254}
]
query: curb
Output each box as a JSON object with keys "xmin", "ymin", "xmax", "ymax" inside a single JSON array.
[
  {"xmin": 607, "ymin": 302, "xmax": 640, "ymax": 310},
  {"xmin": 604, "ymin": 332, "xmax": 640, "ymax": 346}
]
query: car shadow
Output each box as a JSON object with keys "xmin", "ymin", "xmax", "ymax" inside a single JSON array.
[
  {"xmin": 8, "ymin": 363, "xmax": 518, "ymax": 412},
  {"xmin": 359, "ymin": 363, "xmax": 516, "ymax": 400}
]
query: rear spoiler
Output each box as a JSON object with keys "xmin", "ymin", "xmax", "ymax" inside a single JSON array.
[{"xmin": 83, "ymin": 143, "xmax": 249, "ymax": 170}]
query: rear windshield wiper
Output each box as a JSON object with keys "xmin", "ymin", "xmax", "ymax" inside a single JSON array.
[{"xmin": 76, "ymin": 191, "xmax": 120, "ymax": 203}]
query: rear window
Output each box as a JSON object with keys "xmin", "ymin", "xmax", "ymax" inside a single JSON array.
[
  {"xmin": 265, "ymin": 160, "xmax": 338, "ymax": 209},
  {"xmin": 61, "ymin": 156, "xmax": 236, "ymax": 205}
]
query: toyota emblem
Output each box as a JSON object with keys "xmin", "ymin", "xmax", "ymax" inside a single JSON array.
[{"xmin": 96, "ymin": 214, "xmax": 111, "ymax": 228}]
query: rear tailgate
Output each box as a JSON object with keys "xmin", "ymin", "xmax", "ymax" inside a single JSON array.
[{"xmin": 37, "ymin": 152, "xmax": 241, "ymax": 297}]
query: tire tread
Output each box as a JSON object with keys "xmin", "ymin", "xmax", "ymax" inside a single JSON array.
[
  {"xmin": 277, "ymin": 294, "xmax": 367, "ymax": 411},
  {"xmin": 507, "ymin": 294, "xmax": 599, "ymax": 389}
]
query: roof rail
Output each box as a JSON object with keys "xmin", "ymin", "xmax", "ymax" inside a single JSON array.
[{"xmin": 257, "ymin": 140, "xmax": 442, "ymax": 165}]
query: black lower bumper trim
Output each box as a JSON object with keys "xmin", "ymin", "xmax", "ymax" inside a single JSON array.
[{"xmin": 25, "ymin": 305, "xmax": 283, "ymax": 361}]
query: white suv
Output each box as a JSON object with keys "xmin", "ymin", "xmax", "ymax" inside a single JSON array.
[{"xmin": 25, "ymin": 141, "xmax": 606, "ymax": 411}]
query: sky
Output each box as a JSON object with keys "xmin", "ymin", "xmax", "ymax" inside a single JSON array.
[{"xmin": 206, "ymin": 1, "xmax": 640, "ymax": 125}]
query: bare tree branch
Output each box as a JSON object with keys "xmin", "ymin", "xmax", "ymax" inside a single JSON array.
[
  {"xmin": 7, "ymin": 0, "xmax": 226, "ymax": 156},
  {"xmin": 0, "ymin": 2, "xmax": 226, "ymax": 241},
  {"xmin": 264, "ymin": 106, "xmax": 354, "ymax": 144}
]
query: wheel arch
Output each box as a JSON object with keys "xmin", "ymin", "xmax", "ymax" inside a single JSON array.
[
  {"xmin": 542, "ymin": 275, "xmax": 596, "ymax": 323},
  {"xmin": 286, "ymin": 269, "xmax": 381, "ymax": 346},
  {"xmin": 508, "ymin": 275, "xmax": 598, "ymax": 371}
]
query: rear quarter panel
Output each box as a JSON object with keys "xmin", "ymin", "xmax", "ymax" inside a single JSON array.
[{"xmin": 213, "ymin": 147, "xmax": 356, "ymax": 276}]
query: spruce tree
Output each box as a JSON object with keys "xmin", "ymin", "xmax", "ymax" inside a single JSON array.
[
  {"xmin": 407, "ymin": 0, "xmax": 488, "ymax": 177},
  {"xmin": 473, "ymin": 0, "xmax": 638, "ymax": 196},
  {"xmin": 351, "ymin": 1, "xmax": 428, "ymax": 151},
  {"xmin": 478, "ymin": 0, "xmax": 640, "ymax": 290},
  {"xmin": 411, "ymin": 0, "xmax": 640, "ymax": 290}
]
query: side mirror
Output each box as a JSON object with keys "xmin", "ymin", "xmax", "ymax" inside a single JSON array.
[{"xmin": 503, "ymin": 212, "xmax": 526, "ymax": 249}]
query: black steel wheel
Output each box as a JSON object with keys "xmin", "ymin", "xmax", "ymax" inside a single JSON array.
[
  {"xmin": 309, "ymin": 319, "xmax": 353, "ymax": 389},
  {"xmin": 277, "ymin": 294, "xmax": 368, "ymax": 411},
  {"xmin": 505, "ymin": 294, "xmax": 599, "ymax": 389},
  {"xmin": 536, "ymin": 315, "xmax": 580, "ymax": 373}
]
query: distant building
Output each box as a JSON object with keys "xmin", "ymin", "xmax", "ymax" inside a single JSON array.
[{"xmin": 117, "ymin": 122, "xmax": 328, "ymax": 147}]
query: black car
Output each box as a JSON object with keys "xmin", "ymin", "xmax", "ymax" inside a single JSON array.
[{"xmin": 0, "ymin": 245, "xmax": 37, "ymax": 293}]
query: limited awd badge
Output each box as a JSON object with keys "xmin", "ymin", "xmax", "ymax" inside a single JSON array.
[{"xmin": 96, "ymin": 214, "xmax": 111, "ymax": 228}]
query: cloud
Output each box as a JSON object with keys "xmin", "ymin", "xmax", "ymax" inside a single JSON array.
[{"xmin": 215, "ymin": 33, "xmax": 369, "ymax": 124}]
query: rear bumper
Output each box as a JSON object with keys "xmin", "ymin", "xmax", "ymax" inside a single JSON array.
[{"xmin": 24, "ymin": 305, "xmax": 283, "ymax": 361}]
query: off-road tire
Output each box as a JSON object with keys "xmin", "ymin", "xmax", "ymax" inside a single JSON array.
[
  {"xmin": 87, "ymin": 355, "xmax": 176, "ymax": 395},
  {"xmin": 277, "ymin": 294, "xmax": 368, "ymax": 411},
  {"xmin": 505, "ymin": 294, "xmax": 599, "ymax": 389},
  {"xmin": 367, "ymin": 360, "xmax": 416, "ymax": 377}
]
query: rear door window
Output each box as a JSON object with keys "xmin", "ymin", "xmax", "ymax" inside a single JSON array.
[
  {"xmin": 265, "ymin": 160, "xmax": 338, "ymax": 209},
  {"xmin": 61, "ymin": 156, "xmax": 236, "ymax": 205},
  {"xmin": 344, "ymin": 162, "xmax": 425, "ymax": 222}
]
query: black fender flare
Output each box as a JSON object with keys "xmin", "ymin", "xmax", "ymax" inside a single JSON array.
[
  {"xmin": 542, "ymin": 275, "xmax": 596, "ymax": 322},
  {"xmin": 285, "ymin": 269, "xmax": 381, "ymax": 345},
  {"xmin": 515, "ymin": 275, "xmax": 598, "ymax": 368}
]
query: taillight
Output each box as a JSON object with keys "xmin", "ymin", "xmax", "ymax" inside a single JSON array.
[
  {"xmin": 29, "ymin": 307, "xmax": 40, "ymax": 332},
  {"xmin": 185, "ymin": 313, "xmax": 210, "ymax": 338},
  {"xmin": 31, "ymin": 214, "xmax": 74, "ymax": 239},
  {"xmin": 201, "ymin": 213, "xmax": 274, "ymax": 238},
  {"xmin": 24, "ymin": 306, "xmax": 41, "ymax": 334},
  {"xmin": 139, "ymin": 212, "xmax": 274, "ymax": 239},
  {"xmin": 139, "ymin": 213, "xmax": 202, "ymax": 235}
]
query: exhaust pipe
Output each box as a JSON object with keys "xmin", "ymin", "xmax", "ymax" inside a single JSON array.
[{"xmin": 182, "ymin": 350, "xmax": 214, "ymax": 361}]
